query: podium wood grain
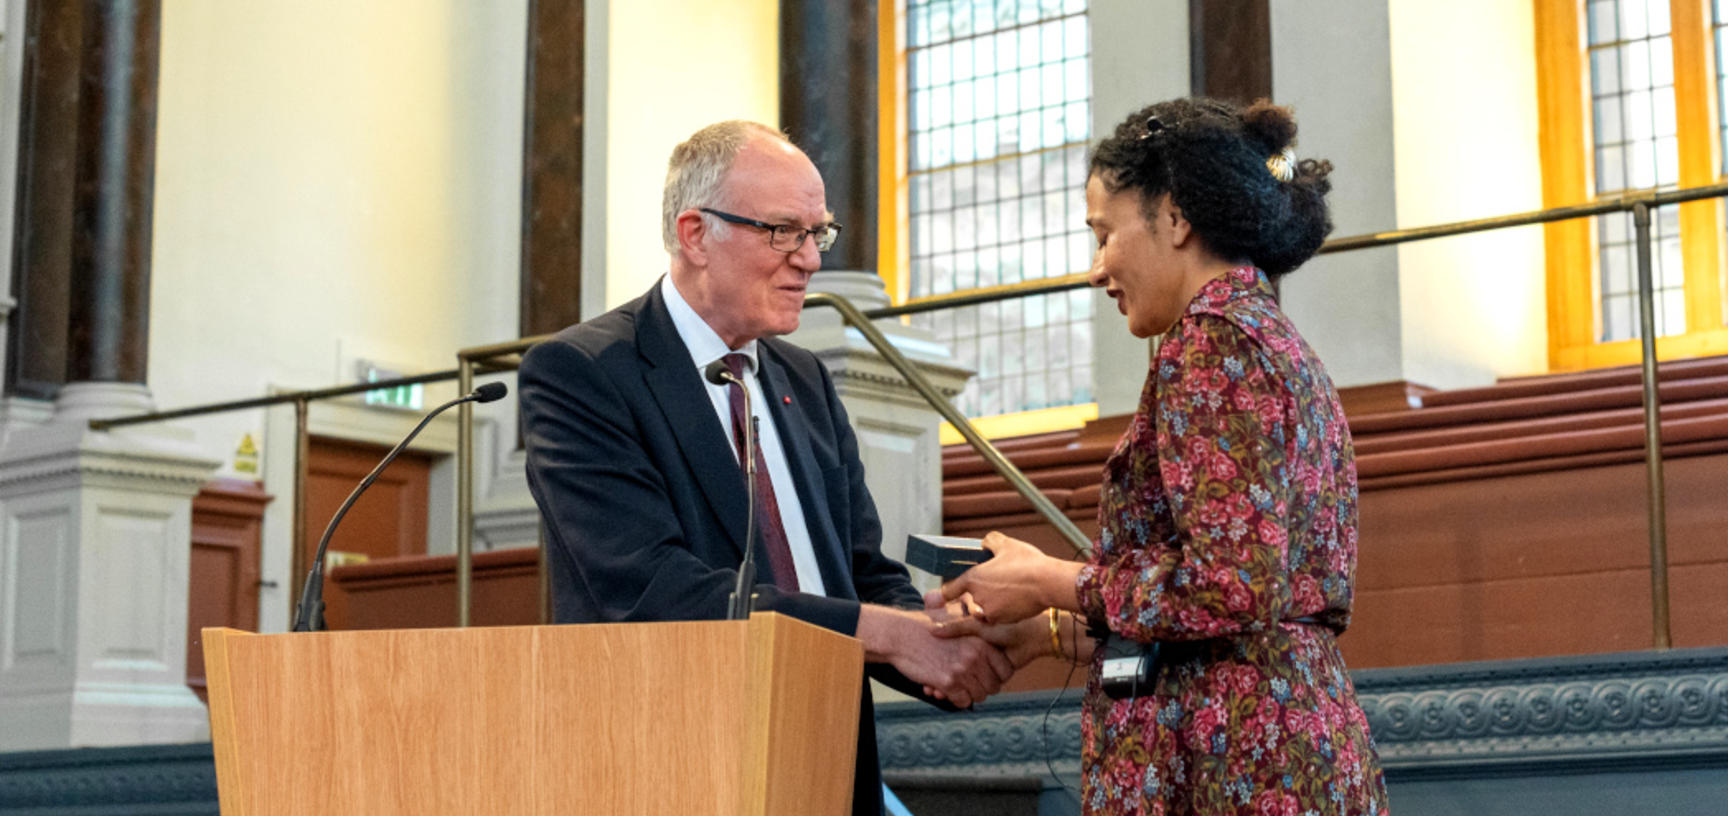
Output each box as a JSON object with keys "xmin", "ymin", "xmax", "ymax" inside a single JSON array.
[{"xmin": 203, "ymin": 613, "xmax": 863, "ymax": 815}]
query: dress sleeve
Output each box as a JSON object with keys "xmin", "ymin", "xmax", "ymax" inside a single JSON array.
[{"xmin": 1075, "ymin": 315, "xmax": 1294, "ymax": 642}]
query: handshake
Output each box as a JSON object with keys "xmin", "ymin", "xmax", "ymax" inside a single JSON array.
[{"xmin": 857, "ymin": 533, "xmax": 1079, "ymax": 708}]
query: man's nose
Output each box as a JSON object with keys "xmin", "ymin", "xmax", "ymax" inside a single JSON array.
[{"xmin": 790, "ymin": 234, "xmax": 822, "ymax": 271}]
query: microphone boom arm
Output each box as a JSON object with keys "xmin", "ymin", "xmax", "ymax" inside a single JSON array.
[{"xmin": 290, "ymin": 383, "xmax": 507, "ymax": 632}]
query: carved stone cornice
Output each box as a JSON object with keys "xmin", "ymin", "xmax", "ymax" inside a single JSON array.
[
  {"xmin": 877, "ymin": 691, "xmax": 1084, "ymax": 780},
  {"xmin": 816, "ymin": 345, "xmax": 973, "ymax": 405},
  {"xmin": 875, "ymin": 647, "xmax": 1728, "ymax": 781},
  {"xmin": 0, "ymin": 743, "xmax": 216, "ymax": 808},
  {"xmin": 0, "ymin": 439, "xmax": 216, "ymax": 497},
  {"xmin": 1354, "ymin": 646, "xmax": 1728, "ymax": 776},
  {"xmin": 0, "ymin": 384, "xmax": 218, "ymax": 497}
]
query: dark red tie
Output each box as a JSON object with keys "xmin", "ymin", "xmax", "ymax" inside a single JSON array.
[{"xmin": 722, "ymin": 354, "xmax": 800, "ymax": 592}]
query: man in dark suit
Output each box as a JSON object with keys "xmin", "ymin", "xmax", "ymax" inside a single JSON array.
[{"xmin": 519, "ymin": 120, "xmax": 1010, "ymax": 815}]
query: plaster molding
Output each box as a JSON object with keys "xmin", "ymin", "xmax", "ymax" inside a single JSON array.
[
  {"xmin": 0, "ymin": 447, "xmax": 215, "ymax": 496},
  {"xmin": 0, "ymin": 385, "xmax": 219, "ymax": 498},
  {"xmin": 816, "ymin": 346, "xmax": 972, "ymax": 404},
  {"xmin": 473, "ymin": 506, "xmax": 541, "ymax": 552}
]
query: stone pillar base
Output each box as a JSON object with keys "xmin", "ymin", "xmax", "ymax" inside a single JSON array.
[
  {"xmin": 0, "ymin": 383, "xmax": 219, "ymax": 750},
  {"xmin": 788, "ymin": 272, "xmax": 974, "ymax": 590}
]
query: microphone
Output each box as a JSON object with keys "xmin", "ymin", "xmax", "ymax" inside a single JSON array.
[
  {"xmin": 472, "ymin": 381, "xmax": 508, "ymax": 403},
  {"xmin": 290, "ymin": 382, "xmax": 510, "ymax": 632},
  {"xmin": 704, "ymin": 359, "xmax": 759, "ymax": 621}
]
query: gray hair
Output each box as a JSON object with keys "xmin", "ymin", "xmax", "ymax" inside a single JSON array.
[{"xmin": 662, "ymin": 120, "xmax": 790, "ymax": 252}]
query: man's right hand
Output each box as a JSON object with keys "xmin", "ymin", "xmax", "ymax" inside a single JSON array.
[{"xmin": 855, "ymin": 604, "xmax": 1014, "ymax": 708}]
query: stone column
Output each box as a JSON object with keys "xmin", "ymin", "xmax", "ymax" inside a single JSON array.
[
  {"xmin": 0, "ymin": 0, "xmax": 217, "ymax": 750},
  {"xmin": 67, "ymin": 0, "xmax": 159, "ymax": 385},
  {"xmin": 780, "ymin": 0, "xmax": 876, "ymax": 272},
  {"xmin": 780, "ymin": 0, "xmax": 972, "ymax": 581}
]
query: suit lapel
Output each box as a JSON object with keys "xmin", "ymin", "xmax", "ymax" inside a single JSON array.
[
  {"xmin": 758, "ymin": 346, "xmax": 857, "ymax": 600},
  {"xmin": 637, "ymin": 286, "xmax": 751, "ymax": 559}
]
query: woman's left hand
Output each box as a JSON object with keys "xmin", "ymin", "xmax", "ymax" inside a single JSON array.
[{"xmin": 924, "ymin": 531, "xmax": 1062, "ymax": 625}]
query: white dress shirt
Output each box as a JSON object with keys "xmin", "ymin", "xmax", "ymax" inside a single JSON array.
[{"xmin": 660, "ymin": 275, "xmax": 828, "ymax": 596}]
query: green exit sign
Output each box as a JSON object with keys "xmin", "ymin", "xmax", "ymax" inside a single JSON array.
[{"xmin": 359, "ymin": 361, "xmax": 424, "ymax": 411}]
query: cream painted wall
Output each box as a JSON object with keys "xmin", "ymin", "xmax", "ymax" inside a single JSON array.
[
  {"xmin": 589, "ymin": 0, "xmax": 781, "ymax": 311},
  {"xmin": 1272, "ymin": 0, "xmax": 1404, "ymax": 389},
  {"xmin": 150, "ymin": 0, "xmax": 526, "ymax": 474},
  {"xmin": 1390, "ymin": 0, "xmax": 1546, "ymax": 388}
]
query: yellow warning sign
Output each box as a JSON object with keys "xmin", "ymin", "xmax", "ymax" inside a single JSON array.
[{"xmin": 234, "ymin": 433, "xmax": 259, "ymax": 474}]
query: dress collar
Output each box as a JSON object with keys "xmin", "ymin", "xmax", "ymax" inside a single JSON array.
[{"xmin": 1185, "ymin": 266, "xmax": 1274, "ymax": 317}]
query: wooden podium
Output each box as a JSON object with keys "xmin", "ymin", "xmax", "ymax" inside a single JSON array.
[{"xmin": 201, "ymin": 612, "xmax": 865, "ymax": 815}]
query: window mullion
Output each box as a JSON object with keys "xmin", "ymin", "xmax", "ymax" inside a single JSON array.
[
  {"xmin": 1535, "ymin": 0, "xmax": 1598, "ymax": 360},
  {"xmin": 1672, "ymin": 0, "xmax": 1727, "ymax": 331}
]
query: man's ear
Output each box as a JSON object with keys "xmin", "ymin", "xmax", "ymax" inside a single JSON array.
[{"xmin": 675, "ymin": 209, "xmax": 710, "ymax": 265}]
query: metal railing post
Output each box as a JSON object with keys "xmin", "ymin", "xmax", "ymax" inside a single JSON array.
[
  {"xmin": 290, "ymin": 397, "xmax": 310, "ymax": 621},
  {"xmin": 1631, "ymin": 201, "xmax": 1672, "ymax": 649},
  {"xmin": 457, "ymin": 358, "xmax": 476, "ymax": 627},
  {"xmin": 538, "ymin": 523, "xmax": 552, "ymax": 625}
]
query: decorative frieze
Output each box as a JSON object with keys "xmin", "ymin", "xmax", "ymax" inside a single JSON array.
[{"xmin": 876, "ymin": 647, "xmax": 1728, "ymax": 782}]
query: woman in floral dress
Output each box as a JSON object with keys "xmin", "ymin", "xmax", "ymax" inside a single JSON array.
[{"xmin": 932, "ymin": 98, "xmax": 1390, "ymax": 815}]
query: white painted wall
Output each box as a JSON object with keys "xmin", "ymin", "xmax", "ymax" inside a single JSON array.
[
  {"xmin": 1390, "ymin": 0, "xmax": 1547, "ymax": 388},
  {"xmin": 1272, "ymin": 0, "xmax": 1404, "ymax": 388},
  {"xmin": 1088, "ymin": 0, "xmax": 1189, "ymax": 416},
  {"xmin": 586, "ymin": 0, "xmax": 782, "ymax": 313}
]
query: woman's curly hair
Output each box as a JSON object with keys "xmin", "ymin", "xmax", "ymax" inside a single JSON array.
[{"xmin": 1089, "ymin": 97, "xmax": 1334, "ymax": 278}]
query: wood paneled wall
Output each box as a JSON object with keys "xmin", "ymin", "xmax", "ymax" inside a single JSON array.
[{"xmin": 187, "ymin": 479, "xmax": 270, "ymax": 701}]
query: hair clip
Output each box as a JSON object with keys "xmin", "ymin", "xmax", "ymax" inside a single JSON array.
[
  {"xmin": 1266, "ymin": 147, "xmax": 1296, "ymax": 182},
  {"xmin": 1139, "ymin": 115, "xmax": 1165, "ymax": 141}
]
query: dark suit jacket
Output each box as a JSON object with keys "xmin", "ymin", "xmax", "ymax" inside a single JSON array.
[{"xmin": 520, "ymin": 280, "xmax": 928, "ymax": 816}]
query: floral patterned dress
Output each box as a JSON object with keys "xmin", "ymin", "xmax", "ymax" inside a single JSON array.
[{"xmin": 1074, "ymin": 266, "xmax": 1389, "ymax": 815}]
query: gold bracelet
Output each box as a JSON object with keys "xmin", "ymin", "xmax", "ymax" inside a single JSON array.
[{"xmin": 1048, "ymin": 608, "xmax": 1063, "ymax": 659}]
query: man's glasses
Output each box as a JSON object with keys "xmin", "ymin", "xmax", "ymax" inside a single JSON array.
[{"xmin": 700, "ymin": 208, "xmax": 842, "ymax": 253}]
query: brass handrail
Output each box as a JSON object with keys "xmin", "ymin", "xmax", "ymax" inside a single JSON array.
[
  {"xmin": 85, "ymin": 369, "xmax": 462, "ymax": 430},
  {"xmin": 88, "ymin": 182, "xmax": 1728, "ymax": 645}
]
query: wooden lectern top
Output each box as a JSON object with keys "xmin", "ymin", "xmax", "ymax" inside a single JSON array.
[{"xmin": 202, "ymin": 612, "xmax": 864, "ymax": 815}]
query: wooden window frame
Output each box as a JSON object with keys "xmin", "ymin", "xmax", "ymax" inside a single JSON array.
[{"xmin": 1537, "ymin": 0, "xmax": 1728, "ymax": 370}]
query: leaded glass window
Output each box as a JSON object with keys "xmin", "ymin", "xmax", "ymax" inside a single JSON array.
[
  {"xmin": 1587, "ymin": 0, "xmax": 1686, "ymax": 340},
  {"xmin": 905, "ymin": 0, "xmax": 1093, "ymax": 417}
]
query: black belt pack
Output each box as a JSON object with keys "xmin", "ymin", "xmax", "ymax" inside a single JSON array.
[
  {"xmin": 1093, "ymin": 616, "xmax": 1328, "ymax": 700},
  {"xmin": 1096, "ymin": 632, "xmax": 1161, "ymax": 700}
]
